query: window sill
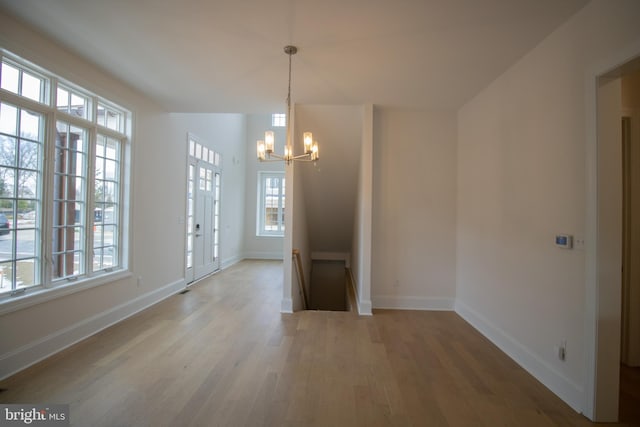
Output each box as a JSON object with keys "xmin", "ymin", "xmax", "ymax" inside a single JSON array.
[
  {"xmin": 0, "ymin": 269, "xmax": 132, "ymax": 316},
  {"xmin": 256, "ymin": 234, "xmax": 284, "ymax": 238}
]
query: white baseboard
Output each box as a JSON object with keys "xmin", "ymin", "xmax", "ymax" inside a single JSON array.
[
  {"xmin": 221, "ymin": 255, "xmax": 243, "ymax": 269},
  {"xmin": 348, "ymin": 269, "xmax": 372, "ymax": 316},
  {"xmin": 280, "ymin": 297, "xmax": 293, "ymax": 313},
  {"xmin": 454, "ymin": 300, "xmax": 583, "ymax": 413},
  {"xmin": 0, "ymin": 278, "xmax": 185, "ymax": 380},
  {"xmin": 243, "ymin": 251, "xmax": 283, "ymax": 260},
  {"xmin": 372, "ymin": 295, "xmax": 454, "ymax": 311},
  {"xmin": 357, "ymin": 299, "xmax": 373, "ymax": 316}
]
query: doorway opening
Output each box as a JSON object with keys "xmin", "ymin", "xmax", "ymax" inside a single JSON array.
[
  {"xmin": 591, "ymin": 54, "xmax": 640, "ymax": 422},
  {"xmin": 308, "ymin": 260, "xmax": 349, "ymax": 311},
  {"xmin": 620, "ymin": 75, "xmax": 640, "ymax": 423},
  {"xmin": 185, "ymin": 135, "xmax": 222, "ymax": 285}
]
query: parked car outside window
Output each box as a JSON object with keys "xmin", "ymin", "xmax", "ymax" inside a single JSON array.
[{"xmin": 0, "ymin": 214, "xmax": 10, "ymax": 236}]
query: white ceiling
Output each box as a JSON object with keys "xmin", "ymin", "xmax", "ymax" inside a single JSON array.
[{"xmin": 0, "ymin": 0, "xmax": 588, "ymax": 113}]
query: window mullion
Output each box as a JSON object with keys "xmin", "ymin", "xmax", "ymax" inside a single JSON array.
[
  {"xmin": 50, "ymin": 77, "xmax": 58, "ymax": 110},
  {"xmin": 54, "ymin": 112, "xmax": 94, "ymax": 130},
  {"xmin": 0, "ymin": 89, "xmax": 52, "ymax": 115},
  {"xmin": 16, "ymin": 66, "xmax": 22, "ymax": 98},
  {"xmin": 259, "ymin": 173, "xmax": 266, "ymax": 234},
  {"xmin": 116, "ymin": 136, "xmax": 126, "ymax": 269},
  {"xmin": 279, "ymin": 179, "xmax": 285, "ymax": 232},
  {"xmin": 86, "ymin": 127, "xmax": 97, "ymax": 275},
  {"xmin": 41, "ymin": 110, "xmax": 57, "ymax": 288}
]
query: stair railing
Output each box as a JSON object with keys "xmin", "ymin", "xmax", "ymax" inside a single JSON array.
[{"xmin": 292, "ymin": 249, "xmax": 309, "ymax": 310}]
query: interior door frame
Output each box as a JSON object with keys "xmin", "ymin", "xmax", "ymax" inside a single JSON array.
[
  {"xmin": 184, "ymin": 133, "xmax": 222, "ymax": 285},
  {"xmin": 621, "ymin": 115, "xmax": 632, "ymax": 366},
  {"xmin": 185, "ymin": 155, "xmax": 196, "ymax": 285},
  {"xmin": 585, "ymin": 43, "xmax": 640, "ymax": 421}
]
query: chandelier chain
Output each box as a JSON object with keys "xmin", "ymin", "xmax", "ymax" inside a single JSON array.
[{"xmin": 287, "ymin": 48, "xmax": 292, "ymax": 117}]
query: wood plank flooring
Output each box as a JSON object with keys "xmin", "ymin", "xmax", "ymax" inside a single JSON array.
[{"xmin": 0, "ymin": 260, "xmax": 627, "ymax": 426}]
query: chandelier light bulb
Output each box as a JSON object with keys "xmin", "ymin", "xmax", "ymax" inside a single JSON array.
[
  {"xmin": 265, "ymin": 131, "xmax": 275, "ymax": 153},
  {"xmin": 256, "ymin": 140, "xmax": 266, "ymax": 160},
  {"xmin": 303, "ymin": 132, "xmax": 313, "ymax": 154}
]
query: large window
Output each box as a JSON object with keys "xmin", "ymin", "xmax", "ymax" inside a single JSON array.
[
  {"xmin": 257, "ymin": 172, "xmax": 285, "ymax": 236},
  {"xmin": 0, "ymin": 103, "xmax": 43, "ymax": 291},
  {"xmin": 0, "ymin": 50, "xmax": 129, "ymax": 300}
]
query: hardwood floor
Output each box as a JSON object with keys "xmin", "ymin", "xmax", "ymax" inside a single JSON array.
[{"xmin": 0, "ymin": 260, "xmax": 624, "ymax": 426}]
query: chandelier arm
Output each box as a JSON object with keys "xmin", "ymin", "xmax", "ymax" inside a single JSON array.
[
  {"xmin": 260, "ymin": 158, "xmax": 287, "ymax": 163},
  {"xmin": 267, "ymin": 152, "xmax": 287, "ymax": 160}
]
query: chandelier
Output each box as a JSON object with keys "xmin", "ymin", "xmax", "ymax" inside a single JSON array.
[{"xmin": 256, "ymin": 45, "xmax": 319, "ymax": 164}]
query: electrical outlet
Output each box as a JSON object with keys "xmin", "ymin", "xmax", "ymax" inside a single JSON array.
[{"xmin": 574, "ymin": 236, "xmax": 585, "ymax": 250}]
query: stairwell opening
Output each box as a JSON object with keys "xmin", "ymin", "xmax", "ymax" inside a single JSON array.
[{"xmin": 308, "ymin": 260, "xmax": 350, "ymax": 312}]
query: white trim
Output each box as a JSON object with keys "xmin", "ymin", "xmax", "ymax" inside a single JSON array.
[
  {"xmin": 280, "ymin": 297, "xmax": 293, "ymax": 314},
  {"xmin": 0, "ymin": 270, "xmax": 132, "ymax": 316},
  {"xmin": 281, "ymin": 109, "xmax": 295, "ymax": 314},
  {"xmin": 0, "ymin": 278, "xmax": 185, "ymax": 380},
  {"xmin": 348, "ymin": 269, "xmax": 372, "ymax": 316},
  {"xmin": 256, "ymin": 171, "xmax": 285, "ymax": 237},
  {"xmin": 221, "ymin": 255, "xmax": 243, "ymax": 269},
  {"xmin": 372, "ymin": 295, "xmax": 454, "ymax": 311},
  {"xmin": 359, "ymin": 104, "xmax": 374, "ymax": 311},
  {"xmin": 271, "ymin": 113, "xmax": 286, "ymax": 127},
  {"xmin": 583, "ymin": 38, "xmax": 640, "ymax": 421},
  {"xmin": 184, "ymin": 137, "xmax": 195, "ymax": 284},
  {"xmin": 358, "ymin": 299, "xmax": 373, "ymax": 316},
  {"xmin": 455, "ymin": 300, "xmax": 583, "ymax": 413},
  {"xmin": 243, "ymin": 251, "xmax": 283, "ymax": 260}
]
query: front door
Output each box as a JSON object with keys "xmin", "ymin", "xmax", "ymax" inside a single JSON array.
[{"xmin": 185, "ymin": 137, "xmax": 221, "ymax": 284}]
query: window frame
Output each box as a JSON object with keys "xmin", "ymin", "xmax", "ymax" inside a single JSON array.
[
  {"xmin": 271, "ymin": 113, "xmax": 286, "ymax": 127},
  {"xmin": 0, "ymin": 49, "xmax": 132, "ymax": 314},
  {"xmin": 256, "ymin": 171, "xmax": 285, "ymax": 237}
]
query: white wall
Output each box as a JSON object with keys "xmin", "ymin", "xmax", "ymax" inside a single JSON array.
[
  {"xmin": 371, "ymin": 108, "xmax": 457, "ymax": 310},
  {"xmin": 243, "ymin": 114, "xmax": 285, "ymax": 259},
  {"xmin": 295, "ymin": 105, "xmax": 362, "ymax": 254},
  {"xmin": 456, "ymin": 0, "xmax": 640, "ymax": 417},
  {"xmin": 0, "ymin": 12, "xmax": 246, "ymax": 378},
  {"xmin": 350, "ymin": 105, "xmax": 373, "ymax": 315},
  {"xmin": 291, "ymin": 160, "xmax": 311, "ymax": 312}
]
